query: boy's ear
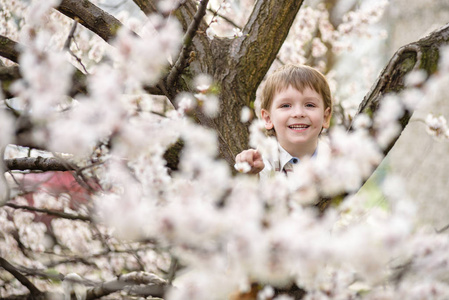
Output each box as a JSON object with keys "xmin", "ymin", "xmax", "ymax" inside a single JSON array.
[
  {"xmin": 322, "ymin": 107, "xmax": 332, "ymax": 129},
  {"xmin": 261, "ymin": 109, "xmax": 274, "ymax": 130}
]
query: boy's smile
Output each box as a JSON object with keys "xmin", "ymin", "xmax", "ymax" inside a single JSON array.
[{"xmin": 261, "ymin": 85, "xmax": 331, "ymax": 159}]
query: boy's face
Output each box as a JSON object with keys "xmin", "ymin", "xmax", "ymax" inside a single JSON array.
[{"xmin": 261, "ymin": 85, "xmax": 331, "ymax": 157}]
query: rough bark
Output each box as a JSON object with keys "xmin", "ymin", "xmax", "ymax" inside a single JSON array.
[
  {"xmin": 4, "ymin": 157, "xmax": 75, "ymax": 172},
  {"xmin": 132, "ymin": 0, "xmax": 158, "ymax": 16},
  {"xmin": 56, "ymin": 0, "xmax": 124, "ymax": 43}
]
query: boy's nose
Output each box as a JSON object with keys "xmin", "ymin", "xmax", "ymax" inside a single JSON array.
[{"xmin": 291, "ymin": 106, "xmax": 305, "ymax": 117}]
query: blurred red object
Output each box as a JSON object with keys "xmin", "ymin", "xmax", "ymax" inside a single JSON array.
[
  {"xmin": 18, "ymin": 171, "xmax": 96, "ymax": 207},
  {"xmin": 11, "ymin": 171, "xmax": 99, "ymax": 226}
]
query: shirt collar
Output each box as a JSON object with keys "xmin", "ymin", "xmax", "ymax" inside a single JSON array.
[
  {"xmin": 278, "ymin": 145, "xmax": 296, "ymax": 171},
  {"xmin": 278, "ymin": 143, "xmax": 318, "ymax": 171}
]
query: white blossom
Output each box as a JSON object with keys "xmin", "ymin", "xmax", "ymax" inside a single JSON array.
[
  {"xmin": 176, "ymin": 93, "xmax": 197, "ymax": 115},
  {"xmin": 438, "ymin": 45, "xmax": 449, "ymax": 72},
  {"xmin": 195, "ymin": 93, "xmax": 220, "ymax": 117},
  {"xmin": 240, "ymin": 106, "xmax": 252, "ymax": 123},
  {"xmin": 352, "ymin": 113, "xmax": 372, "ymax": 129},
  {"xmin": 233, "ymin": 27, "xmax": 243, "ymax": 38},
  {"xmin": 206, "ymin": 27, "xmax": 216, "ymax": 40},
  {"xmin": 234, "ymin": 161, "xmax": 251, "ymax": 173},
  {"xmin": 63, "ymin": 273, "xmax": 86, "ymax": 300},
  {"xmin": 405, "ymin": 69, "xmax": 427, "ymax": 87},
  {"xmin": 311, "ymin": 37, "xmax": 327, "ymax": 57},
  {"xmin": 158, "ymin": 0, "xmax": 183, "ymax": 14},
  {"xmin": 425, "ymin": 113, "xmax": 449, "ymax": 140}
]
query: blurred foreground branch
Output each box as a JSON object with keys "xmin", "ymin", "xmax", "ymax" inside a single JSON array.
[{"xmin": 5, "ymin": 157, "xmax": 75, "ymax": 172}]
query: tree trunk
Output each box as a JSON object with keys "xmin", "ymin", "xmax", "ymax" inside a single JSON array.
[{"xmin": 166, "ymin": 0, "xmax": 306, "ymax": 164}]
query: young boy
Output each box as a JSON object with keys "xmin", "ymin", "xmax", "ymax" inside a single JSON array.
[{"xmin": 235, "ymin": 64, "xmax": 332, "ymax": 178}]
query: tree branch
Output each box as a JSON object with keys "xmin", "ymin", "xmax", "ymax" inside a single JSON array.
[
  {"xmin": 166, "ymin": 0, "xmax": 210, "ymax": 92},
  {"xmin": 0, "ymin": 36, "xmax": 87, "ymax": 98},
  {"xmin": 86, "ymin": 271, "xmax": 168, "ymax": 299},
  {"xmin": 0, "ymin": 35, "xmax": 20, "ymax": 64},
  {"xmin": 0, "ymin": 65, "xmax": 20, "ymax": 83},
  {"xmin": 314, "ymin": 23, "xmax": 449, "ymax": 213},
  {"xmin": 0, "ymin": 257, "xmax": 42, "ymax": 298},
  {"xmin": 1, "ymin": 265, "xmax": 167, "ymax": 299},
  {"xmin": 5, "ymin": 157, "xmax": 75, "ymax": 172},
  {"xmin": 56, "ymin": 0, "xmax": 125, "ymax": 43},
  {"xmin": 354, "ymin": 22, "xmax": 449, "ymax": 155},
  {"xmin": 0, "ymin": 67, "xmax": 20, "ymax": 100},
  {"xmin": 132, "ymin": 0, "xmax": 158, "ymax": 16},
  {"xmin": 436, "ymin": 223, "xmax": 449, "ymax": 233}
]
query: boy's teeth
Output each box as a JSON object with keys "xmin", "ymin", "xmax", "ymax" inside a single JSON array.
[{"xmin": 289, "ymin": 125, "xmax": 308, "ymax": 129}]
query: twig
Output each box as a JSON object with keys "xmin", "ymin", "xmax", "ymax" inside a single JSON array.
[
  {"xmin": 15, "ymin": 265, "xmax": 65, "ymax": 282},
  {"xmin": 0, "ymin": 257, "xmax": 42, "ymax": 297},
  {"xmin": 51, "ymin": 154, "xmax": 97, "ymax": 193},
  {"xmin": 7, "ymin": 171, "xmax": 26, "ymax": 193},
  {"xmin": 46, "ymin": 245, "xmax": 159, "ymax": 268},
  {"xmin": 207, "ymin": 6, "xmax": 240, "ymax": 28},
  {"xmin": 64, "ymin": 20, "xmax": 89, "ymax": 74},
  {"xmin": 436, "ymin": 223, "xmax": 449, "ymax": 233},
  {"xmin": 208, "ymin": 9, "xmax": 240, "ymax": 28},
  {"xmin": 122, "ymin": 241, "xmax": 146, "ymax": 271},
  {"xmin": 77, "ymin": 160, "xmax": 104, "ymax": 174},
  {"xmin": 90, "ymin": 223, "xmax": 112, "ymax": 252},
  {"xmin": 166, "ymin": 255, "xmax": 178, "ymax": 285},
  {"xmin": 150, "ymin": 109, "xmax": 169, "ymax": 118},
  {"xmin": 5, "ymin": 203, "xmax": 91, "ymax": 221},
  {"xmin": 166, "ymin": 0, "xmax": 210, "ymax": 88}
]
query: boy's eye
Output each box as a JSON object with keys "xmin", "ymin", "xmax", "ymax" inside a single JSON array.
[
  {"xmin": 280, "ymin": 104, "xmax": 291, "ymax": 108},
  {"xmin": 306, "ymin": 103, "xmax": 316, "ymax": 108}
]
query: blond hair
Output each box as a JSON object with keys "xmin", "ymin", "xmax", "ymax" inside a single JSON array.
[{"xmin": 260, "ymin": 64, "xmax": 332, "ymax": 112}]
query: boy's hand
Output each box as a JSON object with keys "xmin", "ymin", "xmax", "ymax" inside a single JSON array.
[{"xmin": 235, "ymin": 149, "xmax": 264, "ymax": 174}]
